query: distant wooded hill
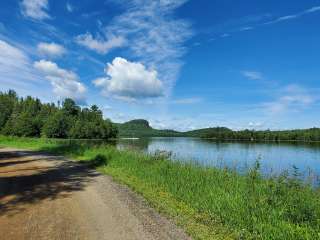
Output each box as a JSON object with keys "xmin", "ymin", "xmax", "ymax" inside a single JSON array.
[
  {"xmin": 117, "ymin": 119, "xmax": 320, "ymax": 142},
  {"xmin": 1, "ymin": 90, "xmax": 319, "ymax": 141},
  {"xmin": 115, "ymin": 119, "xmax": 181, "ymax": 137}
]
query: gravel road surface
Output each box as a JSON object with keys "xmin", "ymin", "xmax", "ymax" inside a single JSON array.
[{"xmin": 0, "ymin": 148, "xmax": 191, "ymax": 240}]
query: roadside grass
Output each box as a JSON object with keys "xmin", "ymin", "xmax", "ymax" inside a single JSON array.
[{"xmin": 1, "ymin": 135, "xmax": 320, "ymax": 240}]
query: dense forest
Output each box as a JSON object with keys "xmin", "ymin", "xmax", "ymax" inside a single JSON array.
[
  {"xmin": 0, "ymin": 90, "xmax": 118, "ymax": 139},
  {"xmin": 196, "ymin": 127, "xmax": 320, "ymax": 142},
  {"xmin": 118, "ymin": 120, "xmax": 320, "ymax": 142},
  {"xmin": 1, "ymin": 90, "xmax": 320, "ymax": 141}
]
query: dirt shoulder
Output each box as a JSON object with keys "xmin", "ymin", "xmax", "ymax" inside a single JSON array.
[{"xmin": 0, "ymin": 148, "xmax": 191, "ymax": 240}]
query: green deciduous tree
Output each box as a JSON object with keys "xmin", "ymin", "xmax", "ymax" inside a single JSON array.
[
  {"xmin": 0, "ymin": 90, "xmax": 118, "ymax": 140},
  {"xmin": 42, "ymin": 111, "xmax": 71, "ymax": 138}
]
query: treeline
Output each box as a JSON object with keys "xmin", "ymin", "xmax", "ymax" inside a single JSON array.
[
  {"xmin": 117, "ymin": 119, "xmax": 320, "ymax": 141},
  {"xmin": 198, "ymin": 127, "xmax": 320, "ymax": 142},
  {"xmin": 0, "ymin": 90, "xmax": 118, "ymax": 139}
]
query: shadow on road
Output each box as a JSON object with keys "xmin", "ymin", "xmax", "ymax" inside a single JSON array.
[
  {"xmin": 0, "ymin": 150, "xmax": 100, "ymax": 216},
  {"xmin": 0, "ymin": 159, "xmax": 40, "ymax": 168}
]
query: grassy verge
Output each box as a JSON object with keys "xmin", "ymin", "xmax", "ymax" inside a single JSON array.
[{"xmin": 1, "ymin": 135, "xmax": 320, "ymax": 240}]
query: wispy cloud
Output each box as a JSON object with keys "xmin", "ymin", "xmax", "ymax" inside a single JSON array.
[
  {"xmin": 34, "ymin": 60, "xmax": 87, "ymax": 103},
  {"xmin": 211, "ymin": 5, "xmax": 320, "ymax": 40},
  {"xmin": 239, "ymin": 26, "xmax": 254, "ymax": 32},
  {"xmin": 305, "ymin": 6, "xmax": 320, "ymax": 13},
  {"xmin": 263, "ymin": 84, "xmax": 316, "ymax": 115},
  {"xmin": 241, "ymin": 71, "xmax": 263, "ymax": 80},
  {"xmin": 0, "ymin": 40, "xmax": 40, "ymax": 84},
  {"xmin": 264, "ymin": 5, "xmax": 320, "ymax": 25},
  {"xmin": 248, "ymin": 122, "xmax": 264, "ymax": 129},
  {"xmin": 75, "ymin": 33, "xmax": 126, "ymax": 54},
  {"xmin": 220, "ymin": 33, "xmax": 230, "ymax": 38},
  {"xmin": 0, "ymin": 39, "xmax": 55, "ymax": 100},
  {"xmin": 20, "ymin": 0, "xmax": 50, "ymax": 20},
  {"xmin": 66, "ymin": 2, "xmax": 73, "ymax": 13},
  {"xmin": 171, "ymin": 97, "xmax": 202, "ymax": 105},
  {"xmin": 37, "ymin": 42, "xmax": 66, "ymax": 58},
  {"xmin": 78, "ymin": 0, "xmax": 192, "ymax": 99},
  {"xmin": 81, "ymin": 10, "xmax": 104, "ymax": 19}
]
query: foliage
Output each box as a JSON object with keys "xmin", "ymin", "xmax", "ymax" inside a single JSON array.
[
  {"xmin": 2, "ymin": 89, "xmax": 319, "ymax": 141},
  {"xmin": 1, "ymin": 136, "xmax": 320, "ymax": 239},
  {"xmin": 0, "ymin": 90, "xmax": 17, "ymax": 129},
  {"xmin": 42, "ymin": 111, "xmax": 72, "ymax": 138},
  {"xmin": 0, "ymin": 90, "xmax": 117, "ymax": 139},
  {"xmin": 2, "ymin": 95, "xmax": 43, "ymax": 137},
  {"xmin": 118, "ymin": 119, "xmax": 320, "ymax": 142},
  {"xmin": 116, "ymin": 119, "xmax": 181, "ymax": 137},
  {"xmin": 196, "ymin": 127, "xmax": 320, "ymax": 142}
]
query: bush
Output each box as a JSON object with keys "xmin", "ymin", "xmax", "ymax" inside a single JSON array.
[{"xmin": 90, "ymin": 154, "xmax": 108, "ymax": 167}]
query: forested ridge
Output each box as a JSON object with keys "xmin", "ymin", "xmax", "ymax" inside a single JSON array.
[
  {"xmin": 0, "ymin": 90, "xmax": 118, "ymax": 139},
  {"xmin": 1, "ymin": 90, "xmax": 320, "ymax": 141},
  {"xmin": 118, "ymin": 120, "xmax": 320, "ymax": 142},
  {"xmin": 188, "ymin": 127, "xmax": 320, "ymax": 142},
  {"xmin": 116, "ymin": 119, "xmax": 181, "ymax": 137}
]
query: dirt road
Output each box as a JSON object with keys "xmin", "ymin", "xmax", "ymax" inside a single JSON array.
[{"xmin": 0, "ymin": 148, "xmax": 190, "ymax": 240}]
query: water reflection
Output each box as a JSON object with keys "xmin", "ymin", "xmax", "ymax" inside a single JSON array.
[
  {"xmin": 117, "ymin": 137, "xmax": 320, "ymax": 178},
  {"xmin": 117, "ymin": 138, "xmax": 151, "ymax": 151}
]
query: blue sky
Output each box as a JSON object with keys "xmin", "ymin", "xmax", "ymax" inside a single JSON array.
[{"xmin": 1, "ymin": 0, "xmax": 320, "ymax": 131}]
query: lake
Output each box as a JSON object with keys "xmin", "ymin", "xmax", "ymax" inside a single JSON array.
[{"xmin": 117, "ymin": 137, "xmax": 320, "ymax": 179}]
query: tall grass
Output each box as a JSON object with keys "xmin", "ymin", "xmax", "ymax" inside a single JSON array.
[{"xmin": 1, "ymin": 135, "xmax": 320, "ymax": 239}]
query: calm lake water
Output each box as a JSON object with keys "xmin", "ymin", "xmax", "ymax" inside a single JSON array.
[{"xmin": 117, "ymin": 137, "xmax": 320, "ymax": 178}]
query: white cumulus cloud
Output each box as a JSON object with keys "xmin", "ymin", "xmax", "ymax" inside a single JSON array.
[
  {"xmin": 93, "ymin": 57, "xmax": 164, "ymax": 101},
  {"xmin": 75, "ymin": 33, "xmax": 125, "ymax": 54},
  {"xmin": 34, "ymin": 60, "xmax": 86, "ymax": 103},
  {"xmin": 78, "ymin": 0, "xmax": 192, "ymax": 97},
  {"xmin": 21, "ymin": 0, "xmax": 50, "ymax": 20},
  {"xmin": 37, "ymin": 42, "xmax": 66, "ymax": 58}
]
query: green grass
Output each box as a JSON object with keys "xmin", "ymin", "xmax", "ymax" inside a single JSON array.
[{"xmin": 1, "ymin": 135, "xmax": 320, "ymax": 240}]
